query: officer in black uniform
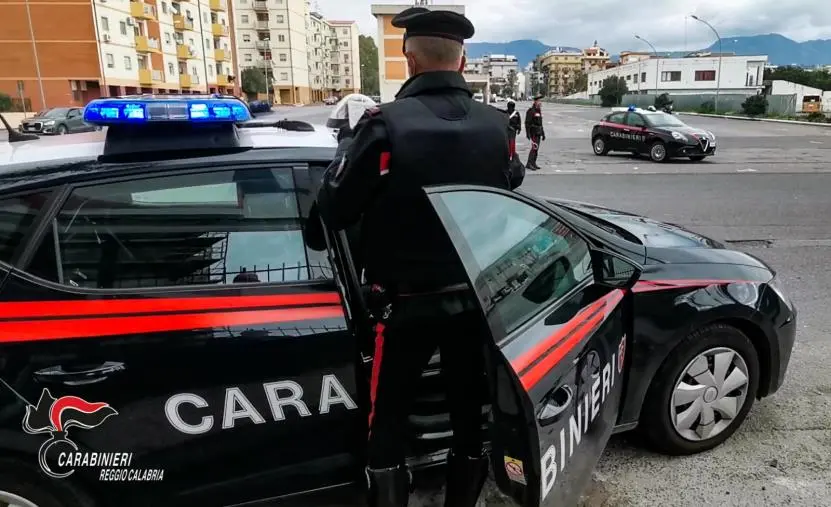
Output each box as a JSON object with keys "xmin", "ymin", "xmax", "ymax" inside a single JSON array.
[
  {"xmin": 525, "ymin": 95, "xmax": 546, "ymax": 170},
  {"xmin": 315, "ymin": 6, "xmax": 517, "ymax": 507},
  {"xmin": 505, "ymin": 99, "xmax": 522, "ymax": 154}
]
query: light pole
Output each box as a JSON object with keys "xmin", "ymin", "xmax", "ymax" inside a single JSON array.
[
  {"xmin": 691, "ymin": 14, "xmax": 722, "ymax": 113},
  {"xmin": 634, "ymin": 35, "xmax": 659, "ymax": 97}
]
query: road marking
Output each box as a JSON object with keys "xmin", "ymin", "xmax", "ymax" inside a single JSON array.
[
  {"xmin": 809, "ymin": 140, "xmax": 823, "ymax": 144},
  {"xmin": 737, "ymin": 168, "xmax": 757, "ymax": 172}
]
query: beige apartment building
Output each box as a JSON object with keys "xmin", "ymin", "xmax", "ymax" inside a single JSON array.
[
  {"xmin": 232, "ymin": 0, "xmax": 360, "ymax": 104},
  {"xmin": 536, "ymin": 42, "xmax": 612, "ymax": 96},
  {"xmin": 0, "ymin": 0, "xmax": 238, "ymax": 111}
]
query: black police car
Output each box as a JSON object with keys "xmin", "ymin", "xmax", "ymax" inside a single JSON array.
[
  {"xmin": 591, "ymin": 106, "xmax": 717, "ymax": 162},
  {"xmin": 0, "ymin": 96, "xmax": 794, "ymax": 507}
]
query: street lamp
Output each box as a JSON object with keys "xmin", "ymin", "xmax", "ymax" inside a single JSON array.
[
  {"xmin": 690, "ymin": 14, "xmax": 722, "ymax": 113},
  {"xmin": 634, "ymin": 35, "xmax": 660, "ymax": 96}
]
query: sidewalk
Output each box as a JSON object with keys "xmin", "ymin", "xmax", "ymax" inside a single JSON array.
[{"xmin": 678, "ymin": 111, "xmax": 831, "ymax": 128}]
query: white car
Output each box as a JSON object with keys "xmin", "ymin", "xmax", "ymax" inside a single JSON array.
[{"xmin": 473, "ymin": 92, "xmax": 485, "ymax": 103}]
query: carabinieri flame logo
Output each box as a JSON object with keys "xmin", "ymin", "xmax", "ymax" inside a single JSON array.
[{"xmin": 22, "ymin": 389, "xmax": 118, "ymax": 478}]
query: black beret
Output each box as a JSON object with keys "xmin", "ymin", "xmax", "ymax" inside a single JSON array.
[
  {"xmin": 392, "ymin": 7, "xmax": 475, "ymax": 45},
  {"xmin": 533, "ymin": 95, "xmax": 545, "ymax": 101}
]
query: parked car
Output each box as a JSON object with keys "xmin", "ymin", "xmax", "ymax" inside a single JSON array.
[
  {"xmin": 247, "ymin": 100, "xmax": 272, "ymax": 114},
  {"xmin": 323, "ymin": 96, "xmax": 339, "ymax": 105},
  {"xmin": 18, "ymin": 107, "xmax": 99, "ymax": 135}
]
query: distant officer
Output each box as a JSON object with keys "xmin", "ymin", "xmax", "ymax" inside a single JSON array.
[
  {"xmin": 525, "ymin": 95, "xmax": 546, "ymax": 170},
  {"xmin": 505, "ymin": 99, "xmax": 522, "ymax": 156},
  {"xmin": 316, "ymin": 6, "xmax": 517, "ymax": 507}
]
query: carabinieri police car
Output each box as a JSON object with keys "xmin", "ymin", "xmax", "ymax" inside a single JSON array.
[
  {"xmin": 0, "ymin": 95, "xmax": 794, "ymax": 507},
  {"xmin": 591, "ymin": 106, "xmax": 718, "ymax": 162}
]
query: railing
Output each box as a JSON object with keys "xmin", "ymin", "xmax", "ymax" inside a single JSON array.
[
  {"xmin": 256, "ymin": 20, "xmax": 269, "ymax": 30},
  {"xmin": 253, "ymin": 0, "xmax": 267, "ymax": 9},
  {"xmin": 255, "ymin": 40, "xmax": 270, "ymax": 50},
  {"xmin": 152, "ymin": 69, "xmax": 164, "ymax": 81}
]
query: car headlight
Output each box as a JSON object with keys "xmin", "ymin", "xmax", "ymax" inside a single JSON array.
[
  {"xmin": 42, "ymin": 120, "xmax": 55, "ymax": 126},
  {"xmin": 671, "ymin": 131, "xmax": 688, "ymax": 142},
  {"xmin": 768, "ymin": 277, "xmax": 794, "ymax": 311}
]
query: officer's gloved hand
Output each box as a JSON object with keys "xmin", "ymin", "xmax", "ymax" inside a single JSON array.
[{"xmin": 542, "ymin": 134, "xmax": 546, "ymax": 141}]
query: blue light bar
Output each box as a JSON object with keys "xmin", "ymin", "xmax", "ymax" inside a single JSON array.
[
  {"xmin": 627, "ymin": 104, "xmax": 637, "ymax": 111},
  {"xmin": 83, "ymin": 97, "xmax": 251, "ymax": 125}
]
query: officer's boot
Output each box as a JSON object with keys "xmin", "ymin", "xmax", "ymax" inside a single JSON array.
[
  {"xmin": 443, "ymin": 452, "xmax": 489, "ymax": 507},
  {"xmin": 366, "ymin": 465, "xmax": 410, "ymax": 507},
  {"xmin": 528, "ymin": 150, "xmax": 540, "ymax": 171}
]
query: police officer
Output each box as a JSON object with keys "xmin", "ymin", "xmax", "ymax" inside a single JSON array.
[
  {"xmin": 525, "ymin": 95, "xmax": 546, "ymax": 170},
  {"xmin": 505, "ymin": 99, "xmax": 522, "ymax": 156},
  {"xmin": 315, "ymin": 6, "xmax": 517, "ymax": 507}
]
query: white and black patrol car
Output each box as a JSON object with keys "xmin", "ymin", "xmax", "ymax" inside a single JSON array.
[
  {"xmin": 591, "ymin": 106, "xmax": 718, "ymax": 162},
  {"xmin": 0, "ymin": 95, "xmax": 794, "ymax": 507}
]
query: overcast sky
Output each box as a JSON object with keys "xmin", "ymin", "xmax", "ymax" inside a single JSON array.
[{"xmin": 314, "ymin": 0, "xmax": 831, "ymax": 52}]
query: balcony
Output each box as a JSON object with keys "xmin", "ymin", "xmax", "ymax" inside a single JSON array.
[
  {"xmin": 180, "ymin": 74, "xmax": 199, "ymax": 87},
  {"xmin": 255, "ymin": 20, "xmax": 269, "ymax": 31},
  {"xmin": 209, "ymin": 0, "xmax": 225, "ymax": 11},
  {"xmin": 214, "ymin": 48, "xmax": 229, "ymax": 61},
  {"xmin": 216, "ymin": 74, "xmax": 229, "ymax": 86},
  {"xmin": 176, "ymin": 44, "xmax": 196, "ymax": 59},
  {"xmin": 135, "ymin": 35, "xmax": 161, "ymax": 53},
  {"xmin": 173, "ymin": 15, "xmax": 194, "ymax": 31},
  {"xmin": 138, "ymin": 68, "xmax": 164, "ymax": 85},
  {"xmin": 255, "ymin": 40, "xmax": 270, "ymax": 51},
  {"xmin": 253, "ymin": 0, "xmax": 267, "ymax": 10},
  {"xmin": 212, "ymin": 23, "xmax": 228, "ymax": 37},
  {"xmin": 130, "ymin": 1, "xmax": 157, "ymax": 20}
]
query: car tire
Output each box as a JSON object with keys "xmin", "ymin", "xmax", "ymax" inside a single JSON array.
[
  {"xmin": 648, "ymin": 141, "xmax": 667, "ymax": 162},
  {"xmin": 592, "ymin": 136, "xmax": 610, "ymax": 156},
  {"xmin": 689, "ymin": 155, "xmax": 706, "ymax": 162},
  {"xmin": 639, "ymin": 323, "xmax": 760, "ymax": 456},
  {"xmin": 56, "ymin": 125, "xmax": 68, "ymax": 135},
  {"xmin": 0, "ymin": 458, "xmax": 96, "ymax": 507}
]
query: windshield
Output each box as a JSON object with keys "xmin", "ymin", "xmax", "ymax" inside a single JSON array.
[
  {"xmin": 642, "ymin": 112, "xmax": 687, "ymax": 128},
  {"xmin": 36, "ymin": 108, "xmax": 70, "ymax": 118}
]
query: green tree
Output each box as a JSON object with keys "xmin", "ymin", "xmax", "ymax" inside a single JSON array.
[
  {"xmin": 241, "ymin": 68, "xmax": 267, "ymax": 96},
  {"xmin": 503, "ymin": 70, "xmax": 518, "ymax": 98},
  {"xmin": 359, "ymin": 35, "xmax": 379, "ymax": 95},
  {"xmin": 599, "ymin": 76, "xmax": 628, "ymax": 107},
  {"xmin": 0, "ymin": 93, "xmax": 12, "ymax": 112},
  {"xmin": 741, "ymin": 94, "xmax": 768, "ymax": 116},
  {"xmin": 568, "ymin": 71, "xmax": 588, "ymax": 95}
]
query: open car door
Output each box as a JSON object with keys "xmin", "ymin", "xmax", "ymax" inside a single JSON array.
[{"xmin": 423, "ymin": 185, "xmax": 642, "ymax": 506}]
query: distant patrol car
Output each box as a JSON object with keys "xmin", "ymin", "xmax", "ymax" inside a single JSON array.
[
  {"xmin": 592, "ymin": 106, "xmax": 718, "ymax": 162},
  {"xmin": 0, "ymin": 96, "xmax": 794, "ymax": 507}
]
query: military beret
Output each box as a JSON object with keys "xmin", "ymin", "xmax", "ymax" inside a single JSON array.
[
  {"xmin": 533, "ymin": 94, "xmax": 545, "ymax": 101},
  {"xmin": 392, "ymin": 7, "xmax": 475, "ymax": 45}
]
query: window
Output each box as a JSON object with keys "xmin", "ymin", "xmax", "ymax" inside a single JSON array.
[
  {"xmin": 168, "ymin": 62, "xmax": 175, "ymax": 74},
  {"xmin": 607, "ymin": 112, "xmax": 625, "ymax": 124},
  {"xmin": 429, "ymin": 191, "xmax": 592, "ymax": 335},
  {"xmin": 695, "ymin": 70, "xmax": 716, "ymax": 81},
  {"xmin": 276, "ymin": 15, "xmax": 284, "ymax": 23},
  {"xmin": 633, "ymin": 74, "xmax": 638, "ymax": 83},
  {"xmin": 625, "ymin": 113, "xmax": 646, "ymax": 127},
  {"xmin": 28, "ymin": 169, "xmax": 330, "ymax": 289},
  {"xmin": 343, "ymin": 54, "xmax": 348, "ymax": 62},
  {"xmin": 123, "ymin": 56, "xmax": 132, "ymax": 70},
  {"xmin": 241, "ymin": 14, "xmax": 249, "ymax": 23},
  {"xmin": 661, "ymin": 71, "xmax": 681, "ymax": 82},
  {"xmin": 208, "ymin": 66, "xmax": 214, "ymax": 76},
  {"xmin": 203, "ymin": 12, "xmax": 208, "ymax": 23},
  {"xmin": 279, "ymin": 53, "xmax": 287, "ymax": 62},
  {"xmin": 342, "ymin": 28, "xmax": 348, "ymax": 34},
  {"xmin": 625, "ymin": 75, "xmax": 630, "ymax": 81},
  {"xmin": 0, "ymin": 195, "xmax": 50, "ymax": 265},
  {"xmin": 345, "ymin": 79, "xmax": 350, "ymax": 86},
  {"xmin": 641, "ymin": 72, "xmax": 646, "ymax": 82},
  {"xmin": 280, "ymin": 72, "xmax": 288, "ymax": 80},
  {"xmin": 278, "ymin": 34, "xmax": 285, "ymax": 42},
  {"xmin": 106, "ymin": 53, "xmax": 114, "ymax": 68},
  {"xmin": 100, "ymin": 16, "xmax": 109, "ymax": 31},
  {"xmin": 242, "ymin": 34, "xmax": 250, "ymax": 42},
  {"xmin": 244, "ymin": 54, "xmax": 252, "ymax": 62},
  {"xmin": 164, "ymin": 32, "xmax": 171, "ymax": 43},
  {"xmin": 120, "ymin": 21, "xmax": 127, "ymax": 35}
]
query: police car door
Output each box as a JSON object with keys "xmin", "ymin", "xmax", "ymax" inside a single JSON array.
[
  {"xmin": 622, "ymin": 112, "xmax": 648, "ymax": 152},
  {"xmin": 423, "ymin": 186, "xmax": 640, "ymax": 507}
]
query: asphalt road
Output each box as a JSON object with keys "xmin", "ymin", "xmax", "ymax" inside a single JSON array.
[{"xmin": 6, "ymin": 103, "xmax": 830, "ymax": 506}]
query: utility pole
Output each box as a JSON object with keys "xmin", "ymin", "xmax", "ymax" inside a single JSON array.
[
  {"xmin": 634, "ymin": 35, "xmax": 660, "ymax": 96},
  {"xmin": 691, "ymin": 15, "xmax": 723, "ymax": 114}
]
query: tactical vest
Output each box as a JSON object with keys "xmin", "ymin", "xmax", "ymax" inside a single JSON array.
[{"xmin": 360, "ymin": 96, "xmax": 511, "ymax": 288}]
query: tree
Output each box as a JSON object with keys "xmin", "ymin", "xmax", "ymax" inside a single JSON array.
[
  {"xmin": 741, "ymin": 94, "xmax": 768, "ymax": 116},
  {"xmin": 599, "ymin": 76, "xmax": 628, "ymax": 107},
  {"xmin": 764, "ymin": 66, "xmax": 831, "ymax": 91},
  {"xmin": 503, "ymin": 70, "xmax": 518, "ymax": 98},
  {"xmin": 241, "ymin": 68, "xmax": 267, "ymax": 96},
  {"xmin": 568, "ymin": 71, "xmax": 588, "ymax": 95},
  {"xmin": 359, "ymin": 35, "xmax": 379, "ymax": 95},
  {"xmin": 0, "ymin": 93, "xmax": 11, "ymax": 112}
]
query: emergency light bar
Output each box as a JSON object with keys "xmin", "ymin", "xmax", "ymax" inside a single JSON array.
[{"xmin": 83, "ymin": 97, "xmax": 251, "ymax": 125}]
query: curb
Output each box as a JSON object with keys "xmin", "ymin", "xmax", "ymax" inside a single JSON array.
[{"xmin": 678, "ymin": 112, "xmax": 831, "ymax": 127}]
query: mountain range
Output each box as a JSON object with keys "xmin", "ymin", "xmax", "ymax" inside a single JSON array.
[{"xmin": 465, "ymin": 34, "xmax": 831, "ymax": 69}]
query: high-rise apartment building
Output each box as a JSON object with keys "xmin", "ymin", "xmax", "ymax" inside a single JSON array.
[
  {"xmin": 0, "ymin": 0, "xmax": 237, "ymax": 111},
  {"xmin": 233, "ymin": 0, "xmax": 359, "ymax": 104}
]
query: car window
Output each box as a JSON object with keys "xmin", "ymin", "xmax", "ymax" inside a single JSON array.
[
  {"xmin": 0, "ymin": 194, "xmax": 51, "ymax": 265},
  {"xmin": 27, "ymin": 168, "xmax": 330, "ymax": 289},
  {"xmin": 625, "ymin": 113, "xmax": 647, "ymax": 127},
  {"xmin": 39, "ymin": 108, "xmax": 70, "ymax": 119},
  {"xmin": 607, "ymin": 112, "xmax": 625, "ymax": 124},
  {"xmin": 642, "ymin": 112, "xmax": 687, "ymax": 128},
  {"xmin": 431, "ymin": 191, "xmax": 592, "ymax": 335}
]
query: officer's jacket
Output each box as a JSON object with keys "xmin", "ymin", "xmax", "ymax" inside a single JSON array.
[
  {"xmin": 525, "ymin": 106, "xmax": 545, "ymax": 137},
  {"xmin": 316, "ymin": 70, "xmax": 515, "ymax": 288},
  {"xmin": 507, "ymin": 110, "xmax": 522, "ymax": 134}
]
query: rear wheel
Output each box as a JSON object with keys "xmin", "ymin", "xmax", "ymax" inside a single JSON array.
[
  {"xmin": 592, "ymin": 136, "xmax": 609, "ymax": 156},
  {"xmin": 689, "ymin": 155, "xmax": 706, "ymax": 162},
  {"xmin": 648, "ymin": 141, "xmax": 667, "ymax": 162},
  {"xmin": 639, "ymin": 324, "xmax": 760, "ymax": 455}
]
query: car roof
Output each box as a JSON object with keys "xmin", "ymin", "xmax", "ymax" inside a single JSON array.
[{"xmin": 0, "ymin": 122, "xmax": 337, "ymax": 167}]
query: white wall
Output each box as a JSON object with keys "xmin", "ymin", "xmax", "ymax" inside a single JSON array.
[{"xmin": 588, "ymin": 55, "xmax": 768, "ymax": 96}]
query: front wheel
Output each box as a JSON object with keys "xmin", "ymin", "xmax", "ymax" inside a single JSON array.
[
  {"xmin": 56, "ymin": 124, "xmax": 68, "ymax": 135},
  {"xmin": 649, "ymin": 141, "xmax": 667, "ymax": 162},
  {"xmin": 639, "ymin": 323, "xmax": 760, "ymax": 455},
  {"xmin": 689, "ymin": 155, "xmax": 707, "ymax": 162},
  {"xmin": 592, "ymin": 136, "xmax": 609, "ymax": 156}
]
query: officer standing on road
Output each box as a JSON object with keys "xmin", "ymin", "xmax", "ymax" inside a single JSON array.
[
  {"xmin": 505, "ymin": 99, "xmax": 522, "ymax": 156},
  {"xmin": 525, "ymin": 95, "xmax": 546, "ymax": 170},
  {"xmin": 315, "ymin": 6, "xmax": 516, "ymax": 507}
]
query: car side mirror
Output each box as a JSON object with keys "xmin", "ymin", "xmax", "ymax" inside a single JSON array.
[{"xmin": 590, "ymin": 248, "xmax": 642, "ymax": 290}]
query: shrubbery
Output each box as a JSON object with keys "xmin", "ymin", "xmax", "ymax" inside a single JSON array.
[
  {"xmin": 741, "ymin": 95, "xmax": 768, "ymax": 116},
  {"xmin": 698, "ymin": 100, "xmax": 715, "ymax": 114},
  {"xmin": 0, "ymin": 93, "xmax": 11, "ymax": 112}
]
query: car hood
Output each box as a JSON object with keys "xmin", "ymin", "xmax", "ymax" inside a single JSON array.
[{"xmin": 655, "ymin": 125, "xmax": 715, "ymax": 139}]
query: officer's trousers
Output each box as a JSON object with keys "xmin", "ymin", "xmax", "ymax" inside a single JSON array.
[
  {"xmin": 367, "ymin": 290, "xmax": 486, "ymax": 469},
  {"xmin": 528, "ymin": 134, "xmax": 541, "ymax": 167}
]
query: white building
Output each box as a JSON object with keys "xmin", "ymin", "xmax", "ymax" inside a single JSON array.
[
  {"xmin": 233, "ymin": 0, "xmax": 360, "ymax": 104},
  {"xmin": 769, "ymin": 80, "xmax": 830, "ymax": 113},
  {"xmin": 485, "ymin": 54, "xmax": 519, "ymax": 83},
  {"xmin": 464, "ymin": 57, "xmax": 486, "ymax": 74},
  {"xmin": 588, "ymin": 54, "xmax": 768, "ymax": 96},
  {"xmin": 515, "ymin": 72, "xmax": 526, "ymax": 100}
]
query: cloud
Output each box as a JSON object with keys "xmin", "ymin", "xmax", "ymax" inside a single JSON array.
[{"xmin": 313, "ymin": 0, "xmax": 831, "ymax": 52}]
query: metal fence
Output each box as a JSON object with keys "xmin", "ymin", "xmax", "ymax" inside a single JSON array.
[{"xmin": 546, "ymin": 93, "xmax": 799, "ymax": 116}]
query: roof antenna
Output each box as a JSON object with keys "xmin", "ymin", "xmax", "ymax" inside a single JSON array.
[{"xmin": 0, "ymin": 113, "xmax": 39, "ymax": 143}]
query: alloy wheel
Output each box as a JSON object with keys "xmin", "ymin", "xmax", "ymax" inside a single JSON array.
[
  {"xmin": 593, "ymin": 138, "xmax": 605, "ymax": 154},
  {"xmin": 0, "ymin": 491, "xmax": 39, "ymax": 507},
  {"xmin": 650, "ymin": 143, "xmax": 666, "ymax": 161},
  {"xmin": 670, "ymin": 347, "xmax": 750, "ymax": 441}
]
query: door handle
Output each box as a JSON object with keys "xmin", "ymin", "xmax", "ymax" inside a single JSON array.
[
  {"xmin": 536, "ymin": 385, "xmax": 573, "ymax": 427},
  {"xmin": 34, "ymin": 362, "xmax": 125, "ymax": 386}
]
